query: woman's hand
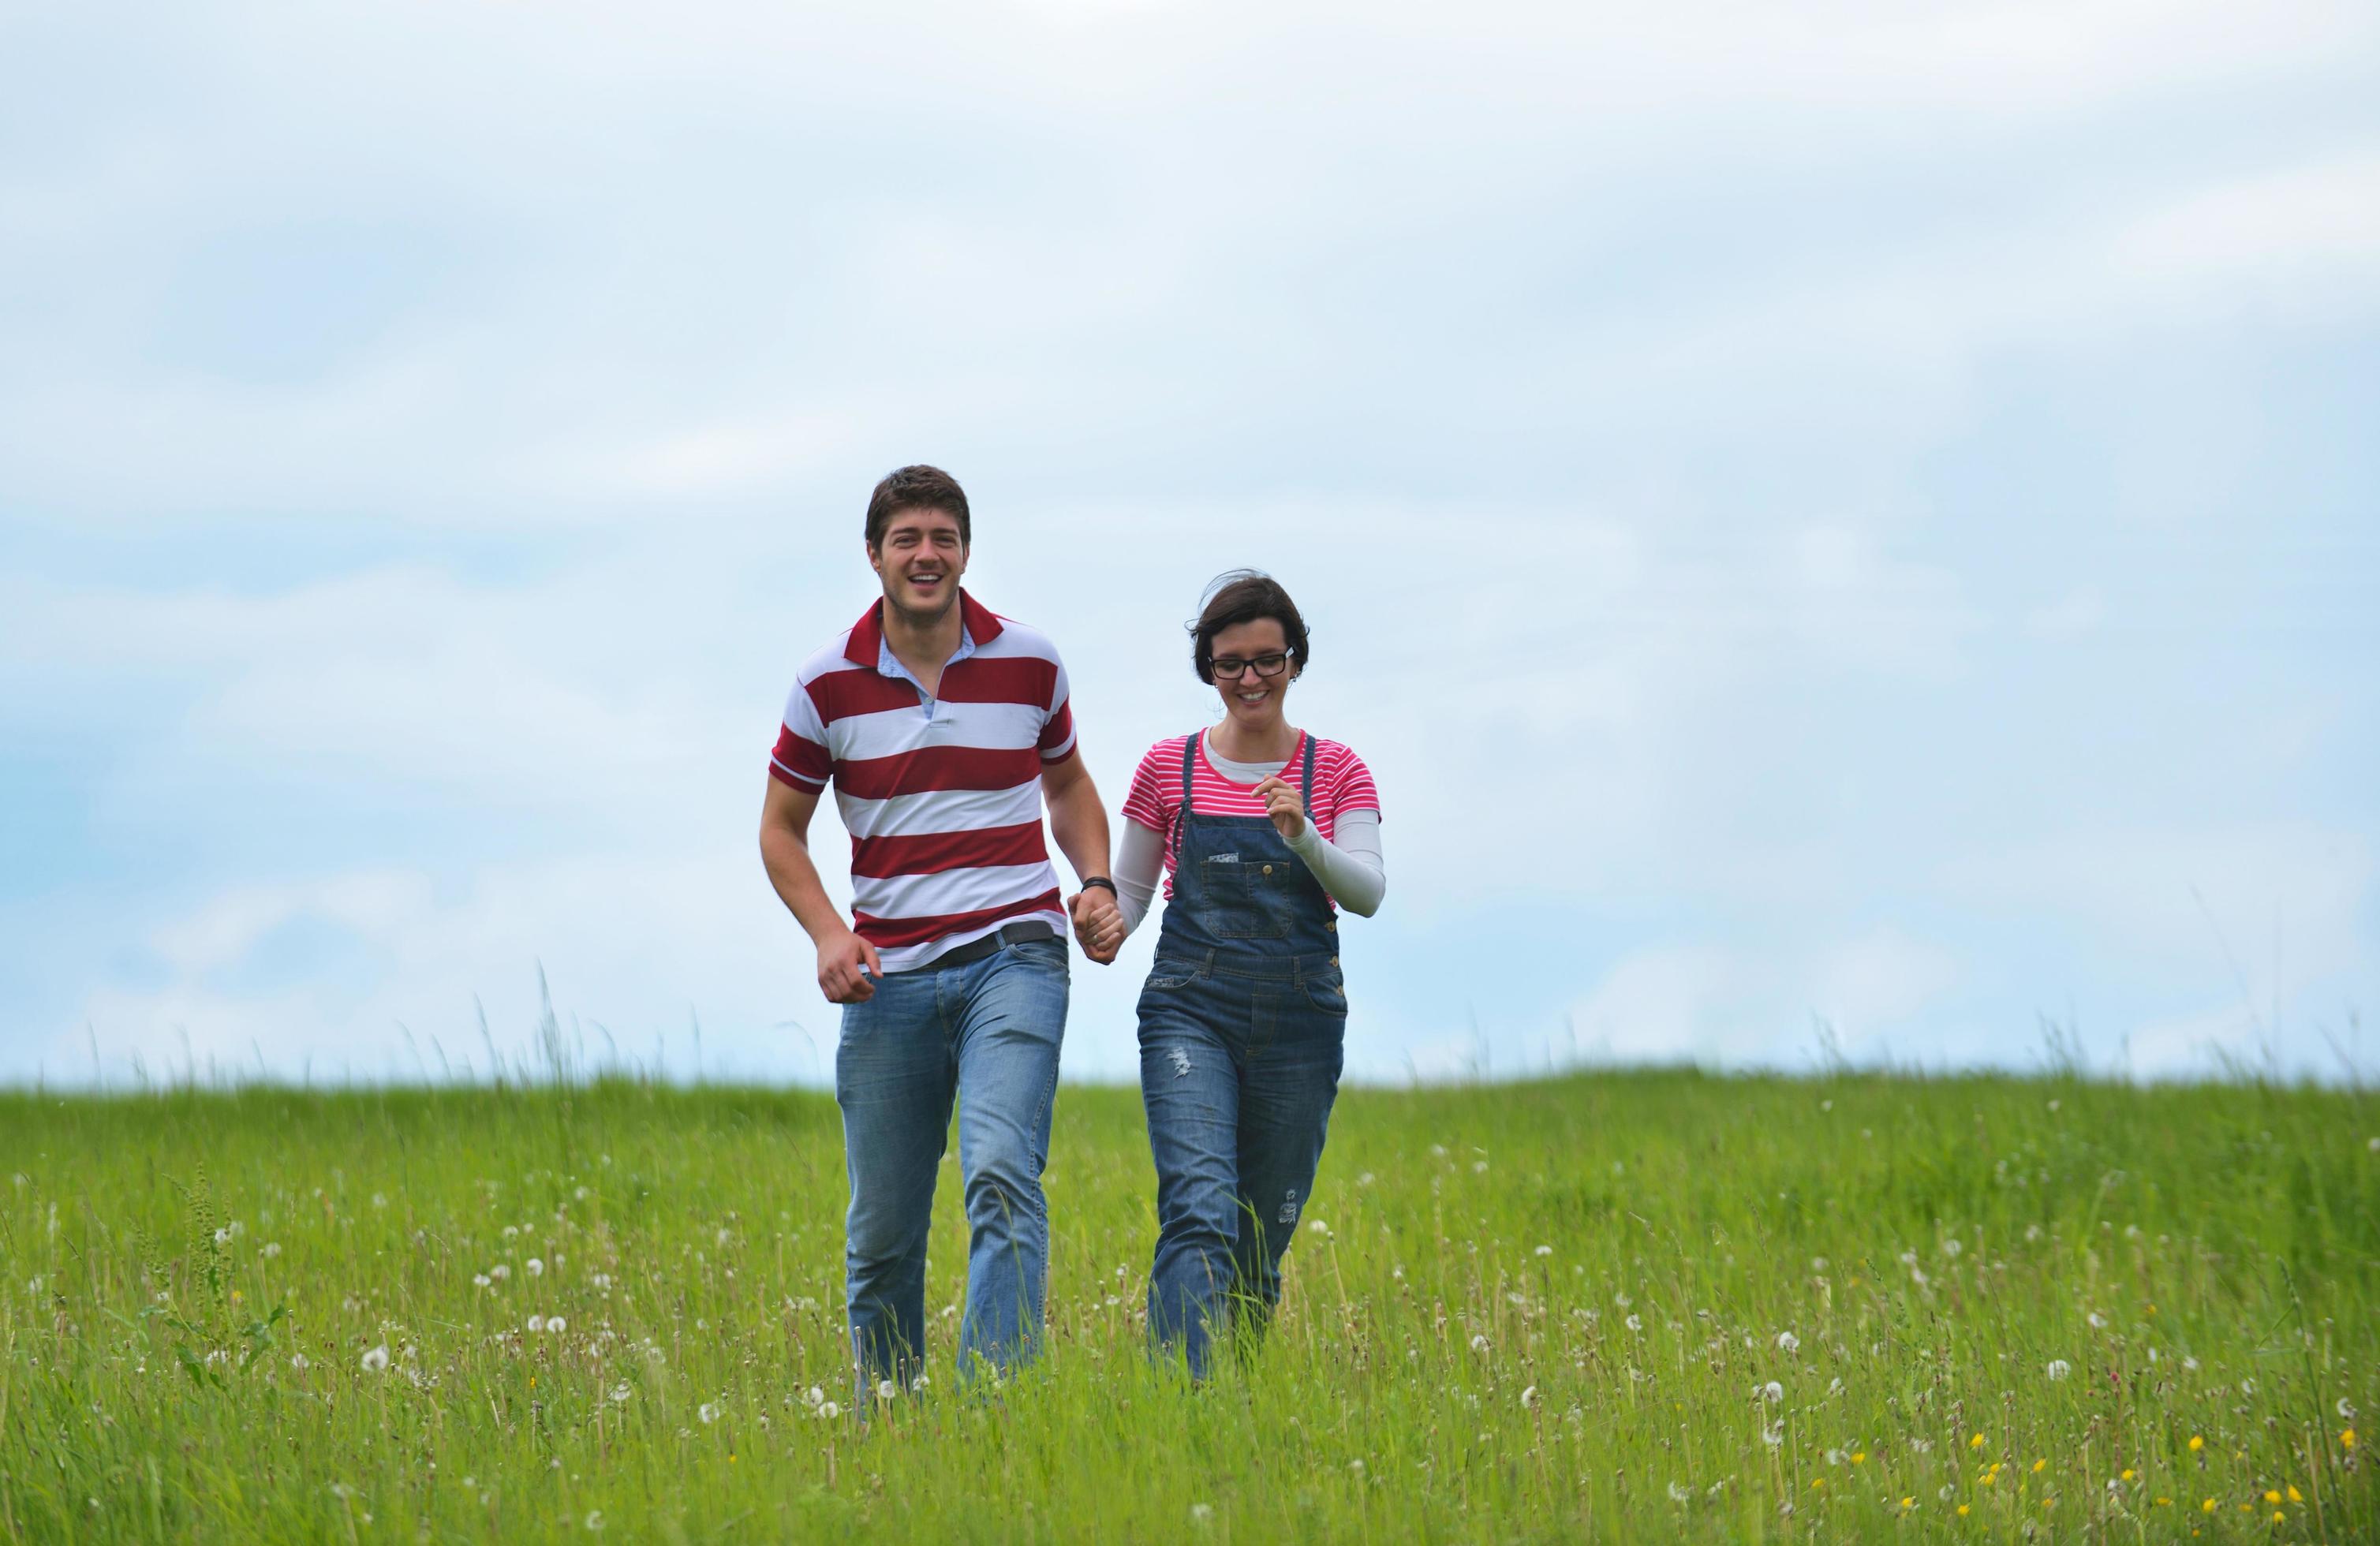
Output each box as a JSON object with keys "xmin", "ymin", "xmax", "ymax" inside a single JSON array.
[{"xmin": 1255, "ymin": 775, "xmax": 1307, "ymax": 844}]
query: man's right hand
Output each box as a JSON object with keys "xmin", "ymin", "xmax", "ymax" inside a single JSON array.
[{"xmin": 818, "ymin": 928, "xmax": 884, "ymax": 1003}]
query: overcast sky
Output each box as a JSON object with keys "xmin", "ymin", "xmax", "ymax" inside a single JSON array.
[{"xmin": 4, "ymin": 0, "xmax": 2376, "ymax": 1087}]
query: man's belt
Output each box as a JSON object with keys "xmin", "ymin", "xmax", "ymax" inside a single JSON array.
[{"xmin": 891, "ymin": 921, "xmax": 1060, "ymax": 975}]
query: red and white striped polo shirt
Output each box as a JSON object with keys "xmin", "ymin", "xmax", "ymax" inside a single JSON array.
[
  {"xmin": 1120, "ymin": 730, "xmax": 1381, "ymax": 902},
  {"xmin": 771, "ymin": 590, "xmax": 1075, "ymax": 971}
]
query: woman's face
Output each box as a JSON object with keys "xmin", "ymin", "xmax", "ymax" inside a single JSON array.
[{"xmin": 1209, "ymin": 617, "xmax": 1295, "ymax": 733}]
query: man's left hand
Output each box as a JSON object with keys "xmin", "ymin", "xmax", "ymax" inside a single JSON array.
[{"xmin": 1068, "ymin": 888, "xmax": 1123, "ymax": 964}]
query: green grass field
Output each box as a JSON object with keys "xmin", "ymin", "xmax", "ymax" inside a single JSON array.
[{"xmin": 2, "ymin": 1071, "xmax": 2373, "ymax": 1542}]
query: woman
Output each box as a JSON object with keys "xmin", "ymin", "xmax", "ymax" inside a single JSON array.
[{"xmin": 1111, "ymin": 570, "xmax": 1386, "ymax": 1376}]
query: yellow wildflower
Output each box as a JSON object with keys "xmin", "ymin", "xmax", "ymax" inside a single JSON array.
[
  {"xmin": 2263, "ymin": 1490, "xmax": 2281, "ymax": 1505},
  {"xmin": 2344, "ymin": 1428, "xmax": 2357, "ymax": 1450},
  {"xmin": 2274, "ymin": 1512, "xmax": 2285, "ymax": 1524},
  {"xmin": 1852, "ymin": 1451, "xmax": 1867, "ymax": 1465},
  {"xmin": 2202, "ymin": 1499, "xmax": 2217, "ymax": 1514},
  {"xmin": 1970, "ymin": 1432, "xmax": 1986, "ymax": 1450},
  {"xmin": 2032, "ymin": 1459, "xmax": 2047, "ymax": 1473},
  {"xmin": 1900, "ymin": 1496, "xmax": 1913, "ymax": 1510},
  {"xmin": 2121, "ymin": 1469, "xmax": 2135, "ymax": 1481},
  {"xmin": 2287, "ymin": 1484, "xmax": 2301, "ymax": 1503},
  {"xmin": 1957, "ymin": 1504, "xmax": 1970, "ymax": 1517},
  {"xmin": 2188, "ymin": 1435, "xmax": 2204, "ymax": 1452}
]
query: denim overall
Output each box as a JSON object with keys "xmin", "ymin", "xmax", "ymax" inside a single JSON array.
[{"xmin": 1137, "ymin": 731, "xmax": 1347, "ymax": 1377}]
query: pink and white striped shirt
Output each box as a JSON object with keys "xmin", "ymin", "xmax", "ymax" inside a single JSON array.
[
  {"xmin": 771, "ymin": 590, "xmax": 1074, "ymax": 971},
  {"xmin": 1119, "ymin": 731, "xmax": 1381, "ymax": 901}
]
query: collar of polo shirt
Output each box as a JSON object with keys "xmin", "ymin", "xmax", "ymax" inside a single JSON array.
[{"xmin": 843, "ymin": 588, "xmax": 1007, "ymax": 668}]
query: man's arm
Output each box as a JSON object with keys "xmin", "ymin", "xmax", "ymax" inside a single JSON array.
[
  {"xmin": 759, "ymin": 775, "xmax": 882, "ymax": 1003},
  {"xmin": 1040, "ymin": 748, "xmax": 1121, "ymax": 963}
]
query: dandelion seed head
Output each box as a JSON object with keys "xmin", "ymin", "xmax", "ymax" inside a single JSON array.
[
  {"xmin": 525, "ymin": 1258, "xmax": 545, "ymax": 1277},
  {"xmin": 360, "ymin": 1345, "xmax": 390, "ymax": 1373},
  {"xmin": 1762, "ymin": 1381, "xmax": 1784, "ymax": 1404},
  {"xmin": 698, "ymin": 1402, "xmax": 720, "ymax": 1424},
  {"xmin": 1775, "ymin": 1331, "xmax": 1799, "ymax": 1353},
  {"xmin": 2046, "ymin": 1359, "xmax": 2072, "ymax": 1380}
]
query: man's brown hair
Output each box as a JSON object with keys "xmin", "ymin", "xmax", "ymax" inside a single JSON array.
[
  {"xmin": 865, "ymin": 465, "xmax": 972, "ymax": 548},
  {"xmin": 1190, "ymin": 569, "xmax": 1310, "ymax": 683}
]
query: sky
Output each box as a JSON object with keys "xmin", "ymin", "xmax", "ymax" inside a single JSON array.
[{"xmin": 3, "ymin": 0, "xmax": 2377, "ymax": 1088}]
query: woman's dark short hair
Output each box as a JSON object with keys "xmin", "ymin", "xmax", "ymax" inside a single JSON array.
[
  {"xmin": 1190, "ymin": 570, "xmax": 1310, "ymax": 683},
  {"xmin": 865, "ymin": 465, "xmax": 971, "ymax": 549}
]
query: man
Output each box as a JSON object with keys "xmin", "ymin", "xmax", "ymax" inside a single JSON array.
[{"xmin": 759, "ymin": 465, "xmax": 1126, "ymax": 1394}]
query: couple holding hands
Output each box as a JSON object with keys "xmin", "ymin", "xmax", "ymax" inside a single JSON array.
[{"xmin": 759, "ymin": 465, "xmax": 1384, "ymax": 1391}]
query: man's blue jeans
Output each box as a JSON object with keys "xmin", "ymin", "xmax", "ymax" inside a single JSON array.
[{"xmin": 835, "ymin": 933, "xmax": 1068, "ymax": 1391}]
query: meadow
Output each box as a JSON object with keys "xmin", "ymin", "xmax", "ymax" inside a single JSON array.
[{"xmin": 2, "ymin": 1070, "xmax": 2372, "ymax": 1542}]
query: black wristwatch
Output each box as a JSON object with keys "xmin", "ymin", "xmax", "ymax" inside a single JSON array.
[{"xmin": 1080, "ymin": 876, "xmax": 1118, "ymax": 896}]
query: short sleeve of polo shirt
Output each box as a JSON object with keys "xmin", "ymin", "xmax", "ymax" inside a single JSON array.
[
  {"xmin": 1036, "ymin": 656, "xmax": 1076, "ymax": 763},
  {"xmin": 771, "ymin": 682, "xmax": 831, "ymax": 791}
]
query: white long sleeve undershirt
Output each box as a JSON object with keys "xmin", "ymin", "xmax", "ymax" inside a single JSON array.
[{"xmin": 1113, "ymin": 737, "xmax": 1386, "ymax": 936}]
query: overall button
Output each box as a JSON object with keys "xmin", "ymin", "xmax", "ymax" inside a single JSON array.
[
  {"xmin": 1325, "ymin": 921, "xmax": 1336, "ymax": 932},
  {"xmin": 1261, "ymin": 864, "xmax": 1273, "ymax": 876},
  {"xmin": 1329, "ymin": 955, "xmax": 1339, "ymax": 966}
]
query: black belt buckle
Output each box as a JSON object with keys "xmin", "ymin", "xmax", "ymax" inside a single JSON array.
[{"xmin": 912, "ymin": 920, "xmax": 1057, "ymax": 973}]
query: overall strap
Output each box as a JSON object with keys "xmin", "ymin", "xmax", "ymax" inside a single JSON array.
[
  {"xmin": 1299, "ymin": 734, "xmax": 1317, "ymax": 820},
  {"xmin": 1175, "ymin": 732, "xmax": 1198, "ymax": 845}
]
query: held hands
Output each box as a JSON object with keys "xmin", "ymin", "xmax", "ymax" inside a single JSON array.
[
  {"xmin": 1068, "ymin": 887, "xmax": 1124, "ymax": 965},
  {"xmin": 1254, "ymin": 775, "xmax": 1308, "ymax": 844},
  {"xmin": 817, "ymin": 928, "xmax": 884, "ymax": 1003}
]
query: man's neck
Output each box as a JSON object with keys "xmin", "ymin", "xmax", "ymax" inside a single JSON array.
[{"xmin": 881, "ymin": 595, "xmax": 966, "ymax": 693}]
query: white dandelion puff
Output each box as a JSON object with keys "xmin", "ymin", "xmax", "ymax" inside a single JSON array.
[
  {"xmin": 876, "ymin": 1380, "xmax": 898, "ymax": 1402},
  {"xmin": 488, "ymin": 1264, "xmax": 510, "ymax": 1282},
  {"xmin": 2087, "ymin": 1312, "xmax": 2105, "ymax": 1329},
  {"xmin": 1190, "ymin": 1503, "xmax": 1215, "ymax": 1522},
  {"xmin": 1534, "ymin": 1245, "xmax": 1552, "ymax": 1257},
  {"xmin": 804, "ymin": 1385, "xmax": 824, "ymax": 1407},
  {"xmin": 584, "ymin": 1511, "xmax": 604, "ymax": 1533},
  {"xmin": 360, "ymin": 1345, "xmax": 390, "ymax": 1373},
  {"xmin": 1762, "ymin": 1422, "xmax": 1784, "ymax": 1449},
  {"xmin": 2046, "ymin": 1359, "xmax": 2072, "ymax": 1380},
  {"xmin": 1520, "ymin": 1385, "xmax": 1539, "ymax": 1409},
  {"xmin": 698, "ymin": 1402, "xmax": 720, "ymax": 1424},
  {"xmin": 1470, "ymin": 1334, "xmax": 1489, "ymax": 1354},
  {"xmin": 527, "ymin": 1315, "xmax": 545, "ymax": 1334},
  {"xmin": 1775, "ymin": 1331, "xmax": 1799, "ymax": 1353},
  {"xmin": 1625, "ymin": 1314, "xmax": 1642, "ymax": 1332},
  {"xmin": 2338, "ymin": 1398, "xmax": 2358, "ymax": 1420},
  {"xmin": 1762, "ymin": 1381, "xmax": 1784, "ymax": 1404},
  {"xmin": 525, "ymin": 1258, "xmax": 544, "ymax": 1278},
  {"xmin": 546, "ymin": 1316, "xmax": 566, "ymax": 1335},
  {"xmin": 1668, "ymin": 1482, "xmax": 1691, "ymax": 1503},
  {"xmin": 819, "ymin": 1401, "xmax": 840, "ymax": 1420},
  {"xmin": 290, "ymin": 1352, "xmax": 309, "ymax": 1371}
]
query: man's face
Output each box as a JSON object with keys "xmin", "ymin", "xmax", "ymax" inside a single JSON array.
[{"xmin": 869, "ymin": 508, "xmax": 968, "ymax": 618}]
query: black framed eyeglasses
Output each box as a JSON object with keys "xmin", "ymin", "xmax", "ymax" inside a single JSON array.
[{"xmin": 1212, "ymin": 652, "xmax": 1291, "ymax": 681}]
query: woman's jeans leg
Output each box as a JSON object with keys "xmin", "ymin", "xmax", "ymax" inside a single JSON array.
[{"xmin": 1140, "ymin": 965, "xmax": 1343, "ymax": 1377}]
